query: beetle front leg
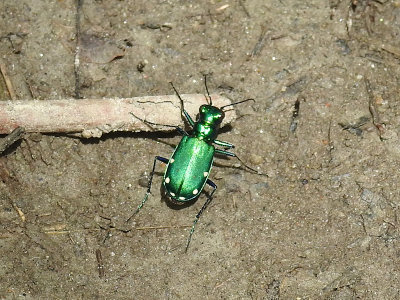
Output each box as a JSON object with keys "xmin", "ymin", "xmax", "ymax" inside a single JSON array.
[
  {"xmin": 185, "ymin": 179, "xmax": 217, "ymax": 252},
  {"xmin": 130, "ymin": 112, "xmax": 189, "ymax": 136},
  {"xmin": 126, "ymin": 156, "xmax": 169, "ymax": 222}
]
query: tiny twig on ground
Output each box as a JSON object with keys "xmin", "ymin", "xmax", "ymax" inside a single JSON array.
[
  {"xmin": 238, "ymin": 0, "xmax": 250, "ymax": 17},
  {"xmin": 250, "ymin": 24, "xmax": 270, "ymax": 57},
  {"xmin": 0, "ymin": 61, "xmax": 17, "ymax": 100},
  {"xmin": 0, "ymin": 94, "xmax": 236, "ymax": 138},
  {"xmin": 95, "ymin": 249, "xmax": 105, "ymax": 278},
  {"xmin": 11, "ymin": 202, "xmax": 25, "ymax": 222},
  {"xmin": 327, "ymin": 118, "xmax": 334, "ymax": 163},
  {"xmin": 42, "ymin": 224, "xmax": 191, "ymax": 236},
  {"xmin": 365, "ymin": 78, "xmax": 384, "ymax": 140},
  {"xmin": 289, "ymin": 96, "xmax": 302, "ymax": 133},
  {"xmin": 74, "ymin": 0, "xmax": 82, "ymax": 99},
  {"xmin": 0, "ymin": 127, "xmax": 25, "ymax": 154},
  {"xmin": 135, "ymin": 225, "xmax": 191, "ymax": 230}
]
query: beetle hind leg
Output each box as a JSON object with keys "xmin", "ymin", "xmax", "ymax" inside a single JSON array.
[
  {"xmin": 185, "ymin": 179, "xmax": 217, "ymax": 252},
  {"xmin": 126, "ymin": 156, "xmax": 168, "ymax": 222}
]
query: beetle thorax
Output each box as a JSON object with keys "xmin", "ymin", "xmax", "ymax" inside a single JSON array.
[{"xmin": 193, "ymin": 105, "xmax": 225, "ymax": 141}]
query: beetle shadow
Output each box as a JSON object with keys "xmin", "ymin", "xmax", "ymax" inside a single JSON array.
[
  {"xmin": 159, "ymin": 184, "xmax": 213, "ymax": 211},
  {"xmin": 159, "ymin": 186, "xmax": 197, "ymax": 210}
]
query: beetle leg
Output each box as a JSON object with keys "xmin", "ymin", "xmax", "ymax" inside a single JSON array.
[
  {"xmin": 214, "ymin": 139, "xmax": 235, "ymax": 150},
  {"xmin": 215, "ymin": 149, "xmax": 263, "ymax": 174},
  {"xmin": 126, "ymin": 156, "xmax": 169, "ymax": 222},
  {"xmin": 183, "ymin": 111, "xmax": 195, "ymax": 128},
  {"xmin": 185, "ymin": 179, "xmax": 217, "ymax": 252},
  {"xmin": 215, "ymin": 149, "xmax": 236, "ymax": 157},
  {"xmin": 176, "ymin": 127, "xmax": 188, "ymax": 136},
  {"xmin": 130, "ymin": 112, "xmax": 188, "ymax": 136}
]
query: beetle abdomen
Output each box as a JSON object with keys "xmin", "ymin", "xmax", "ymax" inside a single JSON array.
[{"xmin": 163, "ymin": 136, "xmax": 214, "ymax": 202}]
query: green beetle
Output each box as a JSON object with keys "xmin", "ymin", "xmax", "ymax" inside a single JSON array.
[{"xmin": 127, "ymin": 78, "xmax": 257, "ymax": 251}]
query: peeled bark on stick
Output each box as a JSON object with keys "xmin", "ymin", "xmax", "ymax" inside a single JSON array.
[{"xmin": 0, "ymin": 94, "xmax": 236, "ymax": 138}]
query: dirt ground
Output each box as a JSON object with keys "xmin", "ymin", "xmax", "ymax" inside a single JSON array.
[{"xmin": 1, "ymin": 0, "xmax": 400, "ymax": 299}]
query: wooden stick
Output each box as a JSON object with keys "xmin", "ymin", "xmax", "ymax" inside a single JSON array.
[{"xmin": 0, "ymin": 94, "xmax": 236, "ymax": 138}]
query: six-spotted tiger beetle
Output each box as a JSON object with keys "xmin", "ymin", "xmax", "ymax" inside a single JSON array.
[{"xmin": 127, "ymin": 76, "xmax": 260, "ymax": 252}]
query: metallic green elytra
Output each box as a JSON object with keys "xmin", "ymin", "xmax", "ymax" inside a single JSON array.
[
  {"xmin": 164, "ymin": 135, "xmax": 215, "ymax": 202},
  {"xmin": 127, "ymin": 77, "xmax": 257, "ymax": 252}
]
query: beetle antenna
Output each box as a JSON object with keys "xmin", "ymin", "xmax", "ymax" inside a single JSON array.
[
  {"xmin": 170, "ymin": 82, "xmax": 185, "ymax": 114},
  {"xmin": 220, "ymin": 98, "xmax": 255, "ymax": 111},
  {"xmin": 204, "ymin": 74, "xmax": 212, "ymax": 106}
]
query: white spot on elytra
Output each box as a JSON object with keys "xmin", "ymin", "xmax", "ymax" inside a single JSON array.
[
  {"xmin": 170, "ymin": 192, "xmax": 175, "ymax": 197},
  {"xmin": 203, "ymin": 172, "xmax": 208, "ymax": 177},
  {"xmin": 193, "ymin": 189, "xmax": 198, "ymax": 195},
  {"xmin": 170, "ymin": 159, "xmax": 174, "ymax": 163},
  {"xmin": 179, "ymin": 196, "xmax": 185, "ymax": 201},
  {"xmin": 165, "ymin": 177, "xmax": 170, "ymax": 184}
]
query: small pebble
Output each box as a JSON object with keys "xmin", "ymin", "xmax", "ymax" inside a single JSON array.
[{"xmin": 249, "ymin": 153, "xmax": 264, "ymax": 165}]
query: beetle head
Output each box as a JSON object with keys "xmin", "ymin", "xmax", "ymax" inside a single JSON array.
[{"xmin": 198, "ymin": 105, "xmax": 225, "ymax": 125}]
